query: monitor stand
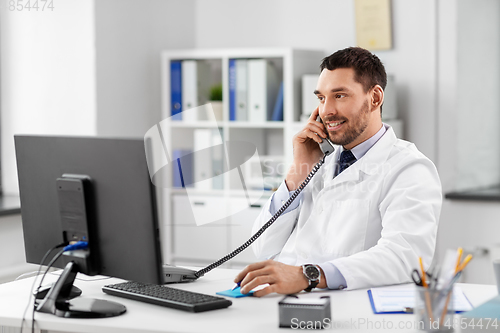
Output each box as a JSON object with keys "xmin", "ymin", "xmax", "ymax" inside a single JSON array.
[{"xmin": 36, "ymin": 261, "xmax": 126, "ymax": 318}]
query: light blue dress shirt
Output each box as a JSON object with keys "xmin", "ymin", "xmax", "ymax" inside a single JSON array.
[{"xmin": 269, "ymin": 124, "xmax": 387, "ymax": 289}]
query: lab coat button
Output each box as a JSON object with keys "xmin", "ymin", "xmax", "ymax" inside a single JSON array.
[{"xmin": 338, "ymin": 285, "xmax": 345, "ymax": 290}]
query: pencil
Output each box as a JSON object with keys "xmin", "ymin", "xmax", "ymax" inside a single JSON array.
[
  {"xmin": 457, "ymin": 254, "xmax": 473, "ymax": 272},
  {"xmin": 419, "ymin": 257, "xmax": 428, "ymax": 287},
  {"xmin": 419, "ymin": 257, "xmax": 434, "ymax": 323},
  {"xmin": 455, "ymin": 248, "xmax": 463, "ymax": 272}
]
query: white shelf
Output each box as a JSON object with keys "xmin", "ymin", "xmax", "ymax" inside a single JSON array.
[
  {"xmin": 169, "ymin": 121, "xmax": 224, "ymax": 128},
  {"xmin": 162, "ymin": 47, "xmax": 323, "ymax": 61},
  {"xmin": 160, "ymin": 47, "xmax": 324, "ymax": 266},
  {"xmin": 169, "ymin": 121, "xmax": 285, "ymax": 129},
  {"xmin": 227, "ymin": 121, "xmax": 285, "ymax": 129}
]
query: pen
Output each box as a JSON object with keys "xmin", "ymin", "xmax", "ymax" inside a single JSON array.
[
  {"xmin": 231, "ymin": 281, "xmax": 241, "ymax": 291},
  {"xmin": 440, "ymin": 250, "xmax": 473, "ymax": 325},
  {"xmin": 439, "ymin": 271, "xmax": 463, "ymax": 325}
]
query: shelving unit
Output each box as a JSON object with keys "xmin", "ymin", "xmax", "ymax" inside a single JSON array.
[{"xmin": 160, "ymin": 48, "xmax": 325, "ymax": 267}]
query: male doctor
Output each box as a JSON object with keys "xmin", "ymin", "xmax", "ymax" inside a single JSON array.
[{"xmin": 235, "ymin": 47, "xmax": 442, "ymax": 296}]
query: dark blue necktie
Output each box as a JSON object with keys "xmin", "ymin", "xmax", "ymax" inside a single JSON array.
[{"xmin": 339, "ymin": 150, "xmax": 357, "ymax": 174}]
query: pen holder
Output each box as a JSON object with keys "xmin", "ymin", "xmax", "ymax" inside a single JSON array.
[{"xmin": 415, "ymin": 286, "xmax": 454, "ymax": 332}]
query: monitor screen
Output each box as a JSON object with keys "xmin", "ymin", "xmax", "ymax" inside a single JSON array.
[{"xmin": 15, "ymin": 135, "xmax": 164, "ymax": 285}]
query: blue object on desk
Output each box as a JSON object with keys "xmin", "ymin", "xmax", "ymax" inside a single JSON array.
[
  {"xmin": 216, "ymin": 287, "xmax": 254, "ymax": 298},
  {"xmin": 461, "ymin": 295, "xmax": 500, "ymax": 319}
]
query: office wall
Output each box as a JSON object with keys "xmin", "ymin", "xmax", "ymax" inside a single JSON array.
[
  {"xmin": 0, "ymin": 0, "xmax": 97, "ymax": 196},
  {"xmin": 0, "ymin": 0, "xmax": 198, "ymax": 284},
  {"xmin": 194, "ymin": 0, "xmax": 438, "ymax": 162},
  {"xmin": 0, "ymin": 215, "xmax": 34, "ymax": 283},
  {"xmin": 436, "ymin": 0, "xmax": 500, "ymax": 285},
  {"xmin": 95, "ymin": 0, "xmax": 196, "ymax": 137},
  {"xmin": 0, "ymin": 0, "xmax": 97, "ymax": 282},
  {"xmin": 454, "ymin": 0, "xmax": 500, "ymax": 191}
]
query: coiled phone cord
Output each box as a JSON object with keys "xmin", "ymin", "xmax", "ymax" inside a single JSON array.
[{"xmin": 194, "ymin": 154, "xmax": 327, "ymax": 278}]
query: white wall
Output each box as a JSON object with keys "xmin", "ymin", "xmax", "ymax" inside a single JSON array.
[
  {"xmin": 436, "ymin": 0, "xmax": 500, "ymax": 285},
  {"xmin": 194, "ymin": 0, "xmax": 438, "ymax": 162},
  {"xmin": 0, "ymin": 0, "xmax": 97, "ymax": 195},
  {"xmin": 454, "ymin": 0, "xmax": 500, "ymax": 191},
  {"xmin": 0, "ymin": 0, "xmax": 198, "ymax": 283},
  {"xmin": 0, "ymin": 215, "xmax": 35, "ymax": 283},
  {"xmin": 95, "ymin": 0, "xmax": 196, "ymax": 137},
  {"xmin": 1, "ymin": 0, "xmax": 198, "ymax": 194}
]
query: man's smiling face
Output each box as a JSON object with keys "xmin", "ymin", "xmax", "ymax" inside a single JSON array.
[{"xmin": 315, "ymin": 67, "xmax": 379, "ymax": 150}]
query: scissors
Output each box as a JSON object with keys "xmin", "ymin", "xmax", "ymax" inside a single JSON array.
[
  {"xmin": 411, "ymin": 269, "xmax": 425, "ymax": 286},
  {"xmin": 412, "ymin": 266, "xmax": 440, "ymax": 288}
]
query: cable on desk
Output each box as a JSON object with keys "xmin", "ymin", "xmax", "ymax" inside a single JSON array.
[
  {"xmin": 28, "ymin": 242, "xmax": 90, "ymax": 332},
  {"xmin": 30, "ymin": 248, "xmax": 66, "ymax": 333},
  {"xmin": 19, "ymin": 242, "xmax": 67, "ymax": 333}
]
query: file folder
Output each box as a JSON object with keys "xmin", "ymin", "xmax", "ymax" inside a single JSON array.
[
  {"xmin": 182, "ymin": 60, "xmax": 210, "ymax": 121},
  {"xmin": 170, "ymin": 61, "xmax": 182, "ymax": 121},
  {"xmin": 248, "ymin": 59, "xmax": 280, "ymax": 122},
  {"xmin": 229, "ymin": 59, "xmax": 237, "ymax": 121},
  {"xmin": 236, "ymin": 59, "xmax": 248, "ymax": 121}
]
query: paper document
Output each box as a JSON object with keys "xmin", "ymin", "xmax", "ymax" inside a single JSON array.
[{"xmin": 369, "ymin": 284, "xmax": 473, "ymax": 314}]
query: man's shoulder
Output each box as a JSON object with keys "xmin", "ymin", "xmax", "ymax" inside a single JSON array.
[
  {"xmin": 392, "ymin": 138, "xmax": 417, "ymax": 153},
  {"xmin": 387, "ymin": 138, "xmax": 437, "ymax": 170}
]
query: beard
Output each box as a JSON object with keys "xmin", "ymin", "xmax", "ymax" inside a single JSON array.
[{"xmin": 324, "ymin": 100, "xmax": 370, "ymax": 147}]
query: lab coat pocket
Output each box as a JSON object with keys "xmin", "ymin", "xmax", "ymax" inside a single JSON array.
[{"xmin": 321, "ymin": 199, "xmax": 369, "ymax": 256}]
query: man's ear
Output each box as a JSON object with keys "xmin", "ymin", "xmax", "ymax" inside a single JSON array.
[{"xmin": 370, "ymin": 85, "xmax": 384, "ymax": 111}]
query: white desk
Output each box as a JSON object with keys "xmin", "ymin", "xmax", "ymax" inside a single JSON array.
[{"xmin": 0, "ymin": 268, "xmax": 497, "ymax": 333}]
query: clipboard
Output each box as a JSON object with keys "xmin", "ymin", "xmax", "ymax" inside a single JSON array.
[
  {"xmin": 368, "ymin": 289, "xmax": 407, "ymax": 314},
  {"xmin": 368, "ymin": 285, "xmax": 473, "ymax": 314}
]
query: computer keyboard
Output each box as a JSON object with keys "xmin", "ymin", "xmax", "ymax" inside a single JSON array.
[{"xmin": 102, "ymin": 281, "xmax": 232, "ymax": 312}]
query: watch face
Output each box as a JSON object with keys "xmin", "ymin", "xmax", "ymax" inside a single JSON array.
[{"xmin": 305, "ymin": 266, "xmax": 320, "ymax": 280}]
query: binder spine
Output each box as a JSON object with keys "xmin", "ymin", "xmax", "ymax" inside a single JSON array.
[
  {"xmin": 229, "ymin": 59, "xmax": 236, "ymax": 121},
  {"xmin": 236, "ymin": 60, "xmax": 248, "ymax": 121},
  {"xmin": 170, "ymin": 61, "xmax": 182, "ymax": 121}
]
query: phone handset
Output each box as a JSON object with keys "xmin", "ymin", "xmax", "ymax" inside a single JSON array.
[
  {"xmin": 194, "ymin": 134, "xmax": 335, "ymax": 278},
  {"xmin": 316, "ymin": 115, "xmax": 334, "ymax": 157},
  {"xmin": 318, "ymin": 137, "xmax": 334, "ymax": 157}
]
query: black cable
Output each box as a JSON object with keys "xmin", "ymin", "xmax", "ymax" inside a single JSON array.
[
  {"xmin": 20, "ymin": 242, "xmax": 66, "ymax": 333},
  {"xmin": 29, "ymin": 247, "xmax": 65, "ymax": 333},
  {"xmin": 31, "ymin": 248, "xmax": 65, "ymax": 333},
  {"xmin": 195, "ymin": 155, "xmax": 327, "ymax": 278}
]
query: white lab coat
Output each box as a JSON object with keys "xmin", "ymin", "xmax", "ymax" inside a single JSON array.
[{"xmin": 252, "ymin": 125, "xmax": 442, "ymax": 290}]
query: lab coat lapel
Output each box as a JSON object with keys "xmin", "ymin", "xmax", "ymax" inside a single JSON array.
[{"xmin": 324, "ymin": 125, "xmax": 397, "ymax": 188}]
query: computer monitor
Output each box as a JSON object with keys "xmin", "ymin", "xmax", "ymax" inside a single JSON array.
[{"xmin": 15, "ymin": 135, "xmax": 164, "ymax": 317}]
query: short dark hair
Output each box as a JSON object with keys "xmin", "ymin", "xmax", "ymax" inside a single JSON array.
[{"xmin": 320, "ymin": 47, "xmax": 387, "ymax": 93}]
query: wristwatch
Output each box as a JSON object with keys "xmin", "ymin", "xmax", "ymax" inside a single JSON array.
[{"xmin": 302, "ymin": 264, "xmax": 321, "ymax": 292}]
